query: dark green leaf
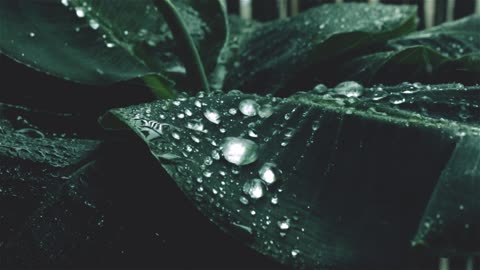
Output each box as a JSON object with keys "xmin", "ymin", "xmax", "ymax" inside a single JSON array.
[
  {"xmin": 336, "ymin": 15, "xmax": 480, "ymax": 85},
  {"xmin": 223, "ymin": 3, "xmax": 417, "ymax": 95},
  {"xmin": 413, "ymin": 134, "xmax": 480, "ymax": 256},
  {"xmin": 0, "ymin": 0, "xmax": 226, "ymax": 87},
  {"xmin": 104, "ymin": 84, "xmax": 480, "ymax": 269}
]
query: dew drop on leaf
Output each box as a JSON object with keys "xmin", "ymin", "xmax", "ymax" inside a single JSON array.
[
  {"xmin": 204, "ymin": 109, "xmax": 221, "ymax": 124},
  {"xmin": 221, "ymin": 137, "xmax": 258, "ymax": 166},
  {"xmin": 259, "ymin": 162, "xmax": 279, "ymax": 185},
  {"xmin": 239, "ymin": 99, "xmax": 260, "ymax": 117},
  {"xmin": 243, "ymin": 178, "xmax": 266, "ymax": 200},
  {"xmin": 334, "ymin": 81, "xmax": 364, "ymax": 98}
]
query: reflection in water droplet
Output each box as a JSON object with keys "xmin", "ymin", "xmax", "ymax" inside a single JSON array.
[
  {"xmin": 239, "ymin": 99, "xmax": 260, "ymax": 117},
  {"xmin": 221, "ymin": 137, "xmax": 258, "ymax": 166},
  {"xmin": 29, "ymin": 32, "xmax": 36, "ymax": 37},
  {"xmin": 334, "ymin": 81, "xmax": 364, "ymax": 98},
  {"xmin": 61, "ymin": 0, "xmax": 69, "ymax": 6},
  {"xmin": 259, "ymin": 163, "xmax": 279, "ymax": 185},
  {"xmin": 243, "ymin": 179, "xmax": 265, "ymax": 199},
  {"xmin": 204, "ymin": 109, "xmax": 221, "ymax": 124}
]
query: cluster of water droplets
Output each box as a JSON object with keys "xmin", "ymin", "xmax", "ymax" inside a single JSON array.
[{"xmin": 117, "ymin": 90, "xmax": 310, "ymax": 261}]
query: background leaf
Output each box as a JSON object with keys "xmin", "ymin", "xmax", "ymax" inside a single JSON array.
[
  {"xmin": 104, "ymin": 84, "xmax": 480, "ymax": 269},
  {"xmin": 0, "ymin": 0, "xmax": 227, "ymax": 87},
  {"xmin": 223, "ymin": 3, "xmax": 417, "ymax": 96},
  {"xmin": 335, "ymin": 15, "xmax": 480, "ymax": 85}
]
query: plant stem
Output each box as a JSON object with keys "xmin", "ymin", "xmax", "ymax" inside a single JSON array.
[
  {"xmin": 154, "ymin": 0, "xmax": 210, "ymax": 93},
  {"xmin": 143, "ymin": 74, "xmax": 176, "ymax": 99}
]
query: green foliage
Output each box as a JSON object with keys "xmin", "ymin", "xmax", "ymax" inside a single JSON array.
[{"xmin": 0, "ymin": 1, "xmax": 479, "ymax": 269}]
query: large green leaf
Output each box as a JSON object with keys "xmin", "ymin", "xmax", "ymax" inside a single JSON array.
[
  {"xmin": 0, "ymin": 0, "xmax": 227, "ymax": 87},
  {"xmin": 223, "ymin": 3, "xmax": 417, "ymax": 95},
  {"xmin": 103, "ymin": 84, "xmax": 480, "ymax": 269},
  {"xmin": 335, "ymin": 15, "xmax": 480, "ymax": 85}
]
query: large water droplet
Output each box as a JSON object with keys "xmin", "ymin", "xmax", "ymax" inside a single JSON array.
[
  {"xmin": 389, "ymin": 93, "xmax": 406, "ymax": 105},
  {"xmin": 334, "ymin": 81, "xmax": 364, "ymax": 98},
  {"xmin": 221, "ymin": 137, "xmax": 258, "ymax": 166},
  {"xmin": 204, "ymin": 109, "xmax": 221, "ymax": 124},
  {"xmin": 243, "ymin": 179, "xmax": 265, "ymax": 200},
  {"xmin": 239, "ymin": 99, "xmax": 260, "ymax": 117}
]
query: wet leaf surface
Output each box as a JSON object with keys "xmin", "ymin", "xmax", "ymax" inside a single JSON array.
[
  {"xmin": 223, "ymin": 3, "xmax": 417, "ymax": 95},
  {"xmin": 0, "ymin": 0, "xmax": 226, "ymax": 87},
  {"xmin": 105, "ymin": 84, "xmax": 480, "ymax": 269}
]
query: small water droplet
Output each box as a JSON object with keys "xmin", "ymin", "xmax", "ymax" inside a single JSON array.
[
  {"xmin": 277, "ymin": 218, "xmax": 290, "ymax": 230},
  {"xmin": 271, "ymin": 196, "xmax": 279, "ymax": 205},
  {"xmin": 239, "ymin": 196, "xmax": 249, "ymax": 205},
  {"xmin": 29, "ymin": 32, "xmax": 36, "ymax": 37},
  {"xmin": 61, "ymin": 0, "xmax": 69, "ymax": 6},
  {"xmin": 258, "ymin": 104, "xmax": 274, "ymax": 118},
  {"xmin": 203, "ymin": 170, "xmax": 213, "ymax": 178},
  {"xmin": 259, "ymin": 163, "xmax": 279, "ymax": 185},
  {"xmin": 106, "ymin": 42, "xmax": 115, "ymax": 48},
  {"xmin": 239, "ymin": 99, "xmax": 260, "ymax": 117},
  {"xmin": 243, "ymin": 179, "xmax": 265, "ymax": 200},
  {"xmin": 250, "ymin": 210, "xmax": 256, "ymax": 216},
  {"xmin": 312, "ymin": 84, "xmax": 328, "ymax": 94},
  {"xmin": 204, "ymin": 109, "xmax": 221, "ymax": 124},
  {"xmin": 221, "ymin": 137, "xmax": 258, "ymax": 166},
  {"xmin": 75, "ymin": 7, "xmax": 85, "ymax": 18},
  {"xmin": 389, "ymin": 93, "xmax": 406, "ymax": 105},
  {"xmin": 291, "ymin": 249, "xmax": 300, "ymax": 258},
  {"xmin": 89, "ymin": 19, "xmax": 99, "ymax": 30},
  {"xmin": 334, "ymin": 81, "xmax": 364, "ymax": 98}
]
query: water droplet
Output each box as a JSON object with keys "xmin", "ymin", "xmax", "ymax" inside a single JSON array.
[
  {"xmin": 371, "ymin": 88, "xmax": 389, "ymax": 101},
  {"xmin": 194, "ymin": 100, "xmax": 202, "ymax": 108},
  {"xmin": 259, "ymin": 163, "xmax": 279, "ymax": 185},
  {"xmin": 211, "ymin": 150, "xmax": 220, "ymax": 160},
  {"xmin": 248, "ymin": 130, "xmax": 258, "ymax": 138},
  {"xmin": 204, "ymin": 109, "xmax": 221, "ymax": 124},
  {"xmin": 239, "ymin": 99, "xmax": 260, "ymax": 117},
  {"xmin": 186, "ymin": 120, "xmax": 205, "ymax": 132},
  {"xmin": 89, "ymin": 19, "xmax": 99, "ymax": 30},
  {"xmin": 271, "ymin": 196, "xmax": 279, "ymax": 205},
  {"xmin": 239, "ymin": 196, "xmax": 249, "ymax": 205},
  {"xmin": 61, "ymin": 0, "xmax": 69, "ymax": 6},
  {"xmin": 29, "ymin": 32, "xmax": 36, "ymax": 37},
  {"xmin": 312, "ymin": 83, "xmax": 328, "ymax": 94},
  {"xmin": 221, "ymin": 137, "xmax": 258, "ymax": 166},
  {"xmin": 106, "ymin": 42, "xmax": 115, "ymax": 48},
  {"xmin": 258, "ymin": 104, "xmax": 274, "ymax": 118},
  {"xmin": 75, "ymin": 7, "xmax": 85, "ymax": 18},
  {"xmin": 203, "ymin": 170, "xmax": 213, "ymax": 178},
  {"xmin": 277, "ymin": 218, "xmax": 290, "ymax": 230},
  {"xmin": 389, "ymin": 93, "xmax": 406, "ymax": 105},
  {"xmin": 334, "ymin": 81, "xmax": 364, "ymax": 98},
  {"xmin": 250, "ymin": 210, "xmax": 256, "ymax": 216},
  {"xmin": 243, "ymin": 179, "xmax": 265, "ymax": 200},
  {"xmin": 228, "ymin": 108, "xmax": 237, "ymax": 115},
  {"xmin": 291, "ymin": 249, "xmax": 300, "ymax": 258}
]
